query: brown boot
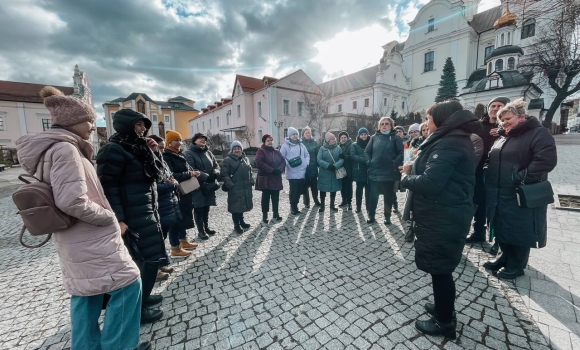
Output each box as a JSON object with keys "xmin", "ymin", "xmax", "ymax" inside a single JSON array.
[
  {"xmin": 159, "ymin": 266, "xmax": 174, "ymax": 274},
  {"xmin": 156, "ymin": 271, "xmax": 169, "ymax": 281},
  {"xmin": 180, "ymin": 240, "xmax": 198, "ymax": 250},
  {"xmin": 170, "ymin": 247, "xmax": 191, "ymax": 257}
]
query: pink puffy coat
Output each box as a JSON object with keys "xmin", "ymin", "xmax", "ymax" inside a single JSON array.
[{"xmin": 16, "ymin": 129, "xmax": 140, "ymax": 296}]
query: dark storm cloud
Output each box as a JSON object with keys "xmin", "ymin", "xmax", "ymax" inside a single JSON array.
[{"xmin": 0, "ymin": 0, "xmax": 417, "ymax": 122}]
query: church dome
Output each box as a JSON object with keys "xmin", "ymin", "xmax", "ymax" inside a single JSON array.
[
  {"xmin": 486, "ymin": 45, "xmax": 524, "ymax": 61},
  {"xmin": 493, "ymin": 4, "xmax": 518, "ymax": 29}
]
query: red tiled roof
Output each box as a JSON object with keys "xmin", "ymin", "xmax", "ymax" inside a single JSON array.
[
  {"xmin": 234, "ymin": 74, "xmax": 264, "ymax": 96},
  {"xmin": 0, "ymin": 80, "xmax": 74, "ymax": 103}
]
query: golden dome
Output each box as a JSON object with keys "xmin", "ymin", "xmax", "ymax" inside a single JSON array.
[{"xmin": 493, "ymin": 3, "xmax": 518, "ymax": 29}]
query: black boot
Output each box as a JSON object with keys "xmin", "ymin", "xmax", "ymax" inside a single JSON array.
[
  {"xmin": 404, "ymin": 226, "xmax": 414, "ymax": 243},
  {"xmin": 195, "ymin": 211, "xmax": 209, "ymax": 240},
  {"xmin": 423, "ymin": 303, "xmax": 457, "ymax": 323},
  {"xmin": 240, "ymin": 216, "xmax": 251, "ymax": 229},
  {"xmin": 346, "ymin": 203, "xmax": 352, "ymax": 211},
  {"xmin": 234, "ymin": 225, "xmax": 244, "ymax": 234},
  {"xmin": 203, "ymin": 207, "xmax": 216, "ymax": 235},
  {"xmin": 490, "ymin": 241, "xmax": 499, "ymax": 255},
  {"xmin": 330, "ymin": 195, "xmax": 338, "ymax": 211},
  {"xmin": 465, "ymin": 228, "xmax": 486, "ymax": 244},
  {"xmin": 136, "ymin": 341, "xmax": 152, "ymax": 350},
  {"xmin": 415, "ymin": 317, "xmax": 456, "ymax": 339},
  {"xmin": 483, "ymin": 258, "xmax": 506, "ymax": 271},
  {"xmin": 314, "ymin": 198, "xmax": 321, "ymax": 206},
  {"xmin": 497, "ymin": 268, "xmax": 525, "ymax": 279},
  {"xmin": 262, "ymin": 212, "xmax": 269, "ymax": 224},
  {"xmin": 318, "ymin": 198, "xmax": 325, "ymax": 213},
  {"xmin": 144, "ymin": 295, "xmax": 163, "ymax": 306},
  {"xmin": 384, "ymin": 216, "xmax": 392, "ymax": 225},
  {"xmin": 140, "ymin": 307, "xmax": 163, "ymax": 324},
  {"xmin": 273, "ymin": 212, "xmax": 283, "ymax": 221},
  {"xmin": 367, "ymin": 215, "xmax": 376, "ymax": 224}
]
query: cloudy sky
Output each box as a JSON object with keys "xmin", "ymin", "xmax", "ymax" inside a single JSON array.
[{"xmin": 0, "ymin": 0, "xmax": 499, "ymax": 126}]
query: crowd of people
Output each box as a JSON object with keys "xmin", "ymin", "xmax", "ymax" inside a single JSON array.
[{"xmin": 16, "ymin": 86, "xmax": 557, "ymax": 347}]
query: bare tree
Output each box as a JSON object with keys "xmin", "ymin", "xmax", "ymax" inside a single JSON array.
[
  {"xmin": 208, "ymin": 132, "xmax": 228, "ymax": 152},
  {"xmin": 236, "ymin": 127, "xmax": 256, "ymax": 148},
  {"xmin": 516, "ymin": 0, "xmax": 580, "ymax": 127},
  {"xmin": 302, "ymin": 90, "xmax": 331, "ymax": 136}
]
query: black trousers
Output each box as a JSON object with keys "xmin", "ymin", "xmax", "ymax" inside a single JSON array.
[
  {"xmin": 473, "ymin": 175, "xmax": 487, "ymax": 232},
  {"xmin": 432, "ymin": 273, "xmax": 455, "ymax": 323},
  {"xmin": 232, "ymin": 213, "xmax": 244, "ymax": 225},
  {"xmin": 288, "ymin": 179, "xmax": 305, "ymax": 210},
  {"xmin": 261, "ymin": 189, "xmax": 280, "ymax": 215},
  {"xmin": 340, "ymin": 177, "xmax": 353, "ymax": 204},
  {"xmin": 194, "ymin": 206, "xmax": 211, "ymax": 228},
  {"xmin": 367, "ymin": 181, "xmax": 395, "ymax": 217},
  {"xmin": 320, "ymin": 191, "xmax": 336, "ymax": 206},
  {"xmin": 355, "ymin": 181, "xmax": 369, "ymax": 209},
  {"xmin": 497, "ymin": 243, "xmax": 531, "ymax": 271},
  {"xmin": 303, "ymin": 177, "xmax": 319, "ymax": 205},
  {"xmin": 141, "ymin": 260, "xmax": 160, "ymax": 306}
]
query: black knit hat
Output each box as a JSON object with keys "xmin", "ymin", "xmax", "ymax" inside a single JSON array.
[
  {"xmin": 338, "ymin": 131, "xmax": 349, "ymax": 139},
  {"xmin": 192, "ymin": 132, "xmax": 208, "ymax": 143},
  {"xmin": 487, "ymin": 96, "xmax": 510, "ymax": 109}
]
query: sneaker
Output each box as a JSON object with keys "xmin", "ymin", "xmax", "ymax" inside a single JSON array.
[
  {"xmin": 179, "ymin": 240, "xmax": 198, "ymax": 250},
  {"xmin": 156, "ymin": 271, "xmax": 169, "ymax": 281},
  {"xmin": 170, "ymin": 247, "xmax": 191, "ymax": 257}
]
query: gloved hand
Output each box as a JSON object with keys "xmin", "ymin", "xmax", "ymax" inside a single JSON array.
[
  {"xmin": 327, "ymin": 164, "xmax": 336, "ymax": 171},
  {"xmin": 207, "ymin": 174, "xmax": 216, "ymax": 182},
  {"xmin": 339, "ymin": 153, "xmax": 345, "ymax": 159},
  {"xmin": 272, "ymin": 168, "xmax": 282, "ymax": 176}
]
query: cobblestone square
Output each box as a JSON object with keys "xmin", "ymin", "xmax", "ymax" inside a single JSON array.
[{"xmin": 1, "ymin": 137, "xmax": 579, "ymax": 349}]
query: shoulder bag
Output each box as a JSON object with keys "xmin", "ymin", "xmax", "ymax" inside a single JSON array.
[
  {"xmin": 327, "ymin": 149, "xmax": 347, "ymax": 179},
  {"xmin": 286, "ymin": 144, "xmax": 303, "ymax": 168},
  {"xmin": 515, "ymin": 169, "xmax": 554, "ymax": 208},
  {"xmin": 222, "ymin": 159, "xmax": 242, "ymax": 192},
  {"xmin": 178, "ymin": 163, "xmax": 200, "ymax": 195}
]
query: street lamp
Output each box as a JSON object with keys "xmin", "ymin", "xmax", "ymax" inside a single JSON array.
[{"xmin": 274, "ymin": 121, "xmax": 284, "ymax": 147}]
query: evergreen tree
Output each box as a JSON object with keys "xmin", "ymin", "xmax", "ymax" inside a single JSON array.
[
  {"xmin": 390, "ymin": 109, "xmax": 398, "ymax": 125},
  {"xmin": 435, "ymin": 57, "xmax": 458, "ymax": 102}
]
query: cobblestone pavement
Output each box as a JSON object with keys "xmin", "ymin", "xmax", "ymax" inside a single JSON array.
[{"xmin": 0, "ymin": 137, "xmax": 577, "ymax": 350}]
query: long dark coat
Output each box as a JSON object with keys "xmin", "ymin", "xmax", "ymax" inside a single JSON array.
[
  {"xmin": 365, "ymin": 130, "xmax": 404, "ymax": 182},
  {"xmin": 485, "ymin": 117, "xmax": 557, "ymax": 248},
  {"xmin": 401, "ymin": 110, "xmax": 481, "ymax": 275},
  {"xmin": 156, "ymin": 154, "xmax": 181, "ymax": 228},
  {"xmin": 317, "ymin": 142, "xmax": 344, "ymax": 193},
  {"xmin": 302, "ymin": 137, "xmax": 319, "ymax": 178},
  {"xmin": 96, "ymin": 114, "xmax": 167, "ymax": 263},
  {"xmin": 163, "ymin": 148, "xmax": 194, "ymax": 230},
  {"xmin": 255, "ymin": 144, "xmax": 285, "ymax": 191},
  {"xmin": 221, "ymin": 153, "xmax": 254, "ymax": 214},
  {"xmin": 350, "ymin": 137, "xmax": 369, "ymax": 183},
  {"xmin": 183, "ymin": 144, "xmax": 220, "ymax": 208},
  {"xmin": 339, "ymin": 139, "xmax": 354, "ymax": 178}
]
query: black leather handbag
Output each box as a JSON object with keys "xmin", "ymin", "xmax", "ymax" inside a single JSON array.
[
  {"xmin": 515, "ymin": 181, "xmax": 554, "ymax": 208},
  {"xmin": 202, "ymin": 181, "xmax": 221, "ymax": 195}
]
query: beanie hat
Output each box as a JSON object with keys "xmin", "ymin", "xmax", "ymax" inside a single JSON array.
[
  {"xmin": 165, "ymin": 130, "xmax": 182, "ymax": 145},
  {"xmin": 262, "ymin": 133, "xmax": 273, "ymax": 144},
  {"xmin": 325, "ymin": 132, "xmax": 336, "ymax": 143},
  {"xmin": 408, "ymin": 123, "xmax": 420, "ymax": 133},
  {"xmin": 488, "ymin": 96, "xmax": 510, "ymax": 109},
  {"xmin": 230, "ymin": 140, "xmax": 243, "ymax": 151},
  {"xmin": 287, "ymin": 127, "xmax": 298, "ymax": 137},
  {"xmin": 192, "ymin": 132, "xmax": 207, "ymax": 143},
  {"xmin": 40, "ymin": 86, "xmax": 97, "ymax": 127},
  {"xmin": 302, "ymin": 126, "xmax": 311, "ymax": 137},
  {"xmin": 394, "ymin": 126, "xmax": 405, "ymax": 133},
  {"xmin": 358, "ymin": 127, "xmax": 369, "ymax": 136},
  {"xmin": 338, "ymin": 131, "xmax": 349, "ymax": 140}
]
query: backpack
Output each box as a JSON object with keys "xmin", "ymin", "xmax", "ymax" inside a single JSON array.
[{"xmin": 12, "ymin": 143, "xmax": 78, "ymax": 248}]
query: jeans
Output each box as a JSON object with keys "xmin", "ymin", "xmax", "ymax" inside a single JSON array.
[
  {"xmin": 355, "ymin": 181, "xmax": 369, "ymax": 209},
  {"xmin": 340, "ymin": 177, "xmax": 353, "ymax": 204},
  {"xmin": 303, "ymin": 177, "xmax": 319, "ymax": 205},
  {"xmin": 70, "ymin": 278, "xmax": 142, "ymax": 350},
  {"xmin": 288, "ymin": 179, "xmax": 305, "ymax": 210},
  {"xmin": 367, "ymin": 181, "xmax": 395, "ymax": 217},
  {"xmin": 431, "ymin": 273, "xmax": 455, "ymax": 323},
  {"xmin": 261, "ymin": 190, "xmax": 280, "ymax": 215},
  {"xmin": 168, "ymin": 223, "xmax": 187, "ymax": 248}
]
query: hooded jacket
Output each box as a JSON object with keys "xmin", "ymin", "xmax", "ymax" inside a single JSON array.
[
  {"xmin": 485, "ymin": 116, "xmax": 557, "ymax": 248},
  {"xmin": 280, "ymin": 138, "xmax": 309, "ymax": 180},
  {"xmin": 401, "ymin": 110, "xmax": 481, "ymax": 274},
  {"xmin": 16, "ymin": 128, "xmax": 140, "ymax": 296},
  {"xmin": 317, "ymin": 141, "xmax": 344, "ymax": 192},
  {"xmin": 365, "ymin": 130, "xmax": 404, "ymax": 182},
  {"xmin": 96, "ymin": 111, "xmax": 168, "ymax": 263},
  {"xmin": 221, "ymin": 152, "xmax": 254, "ymax": 213}
]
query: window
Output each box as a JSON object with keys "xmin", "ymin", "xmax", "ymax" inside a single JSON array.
[
  {"xmin": 227, "ymin": 114, "xmax": 230, "ymax": 125},
  {"xmin": 364, "ymin": 98, "xmax": 369, "ymax": 108},
  {"xmin": 110, "ymin": 111, "xmax": 115, "ymax": 120},
  {"xmin": 258, "ymin": 129, "xmax": 263, "ymax": 141},
  {"xmin": 383, "ymin": 97, "xmax": 387, "ymax": 106},
  {"xmin": 495, "ymin": 59, "xmax": 504, "ymax": 72},
  {"xmin": 352, "ymin": 101, "xmax": 357, "ymax": 110},
  {"xmin": 338, "ymin": 104, "xmax": 342, "ymax": 112},
  {"xmin": 424, "ymin": 51, "xmax": 434, "ymax": 72},
  {"xmin": 197, "ymin": 123, "xmax": 199, "ymax": 132},
  {"xmin": 0, "ymin": 116, "xmax": 6, "ymax": 131},
  {"xmin": 209, "ymin": 119, "xmax": 212, "ymax": 130},
  {"xmin": 283, "ymin": 99, "xmax": 290, "ymax": 115},
  {"xmin": 488, "ymin": 62, "xmax": 493, "ymax": 74},
  {"xmin": 298, "ymin": 101, "xmax": 304, "ymax": 116},
  {"xmin": 257, "ymin": 101, "xmax": 262, "ymax": 118},
  {"xmin": 137, "ymin": 100, "xmax": 145, "ymax": 114},
  {"xmin": 500, "ymin": 33, "xmax": 504, "ymax": 46},
  {"xmin": 237, "ymin": 105, "xmax": 241, "ymax": 118},
  {"xmin": 507, "ymin": 57, "xmax": 515, "ymax": 70},
  {"xmin": 202, "ymin": 121, "xmax": 205, "ymax": 131},
  {"xmin": 217, "ymin": 116, "xmax": 220, "ymax": 127},
  {"xmin": 152, "ymin": 114, "xmax": 158, "ymax": 122},
  {"xmin": 237, "ymin": 85, "xmax": 241, "ymax": 95},
  {"xmin": 165, "ymin": 115, "xmax": 170, "ymax": 123},
  {"xmin": 484, "ymin": 45, "xmax": 494, "ymax": 59},
  {"xmin": 402, "ymin": 100, "xmax": 405, "ymax": 109},
  {"xmin": 507, "ymin": 32, "xmax": 511, "ymax": 45},
  {"xmin": 283, "ymin": 128, "xmax": 288, "ymax": 138},
  {"xmin": 41, "ymin": 118, "xmax": 51, "ymax": 131},
  {"xmin": 428, "ymin": 18, "xmax": 435, "ymax": 32},
  {"xmin": 521, "ymin": 19, "xmax": 535, "ymax": 39},
  {"xmin": 489, "ymin": 76, "xmax": 500, "ymax": 89}
]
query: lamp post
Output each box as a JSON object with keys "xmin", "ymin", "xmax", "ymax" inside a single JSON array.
[{"xmin": 274, "ymin": 121, "xmax": 284, "ymax": 147}]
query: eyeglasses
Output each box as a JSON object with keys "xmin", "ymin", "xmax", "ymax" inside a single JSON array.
[{"xmin": 380, "ymin": 122, "xmax": 391, "ymax": 126}]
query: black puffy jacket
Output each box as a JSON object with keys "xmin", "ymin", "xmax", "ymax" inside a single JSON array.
[
  {"xmin": 163, "ymin": 149, "xmax": 195, "ymax": 230},
  {"xmin": 401, "ymin": 110, "xmax": 481, "ymax": 274},
  {"xmin": 183, "ymin": 144, "xmax": 220, "ymax": 208},
  {"xmin": 365, "ymin": 130, "xmax": 404, "ymax": 182},
  {"xmin": 156, "ymin": 154, "xmax": 181, "ymax": 228},
  {"xmin": 96, "ymin": 112, "xmax": 167, "ymax": 263},
  {"xmin": 350, "ymin": 137, "xmax": 369, "ymax": 183},
  {"xmin": 476, "ymin": 114, "xmax": 500, "ymax": 175},
  {"xmin": 301, "ymin": 137, "xmax": 319, "ymax": 178},
  {"xmin": 485, "ymin": 117, "xmax": 557, "ymax": 248},
  {"xmin": 339, "ymin": 139, "xmax": 354, "ymax": 178},
  {"xmin": 221, "ymin": 153, "xmax": 254, "ymax": 214}
]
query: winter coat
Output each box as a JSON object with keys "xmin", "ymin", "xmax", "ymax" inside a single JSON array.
[
  {"xmin": 16, "ymin": 128, "xmax": 140, "ymax": 296},
  {"xmin": 339, "ymin": 139, "xmax": 354, "ymax": 179},
  {"xmin": 301, "ymin": 137, "xmax": 319, "ymax": 178},
  {"xmin": 476, "ymin": 114, "xmax": 500, "ymax": 175},
  {"xmin": 317, "ymin": 142, "xmax": 344, "ymax": 192},
  {"xmin": 350, "ymin": 137, "xmax": 369, "ymax": 183},
  {"xmin": 401, "ymin": 110, "xmax": 481, "ymax": 275},
  {"xmin": 221, "ymin": 153, "xmax": 254, "ymax": 214},
  {"xmin": 280, "ymin": 138, "xmax": 309, "ymax": 180},
  {"xmin": 97, "ymin": 117, "xmax": 168, "ymax": 264},
  {"xmin": 365, "ymin": 130, "xmax": 404, "ymax": 182},
  {"xmin": 155, "ymin": 153, "xmax": 181, "ymax": 228},
  {"xmin": 255, "ymin": 144, "xmax": 286, "ymax": 191},
  {"xmin": 163, "ymin": 149, "xmax": 195, "ymax": 230},
  {"xmin": 183, "ymin": 144, "xmax": 220, "ymax": 208},
  {"xmin": 485, "ymin": 116, "xmax": 557, "ymax": 248}
]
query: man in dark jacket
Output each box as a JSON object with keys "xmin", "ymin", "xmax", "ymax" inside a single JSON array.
[
  {"xmin": 339, "ymin": 131, "xmax": 354, "ymax": 210},
  {"xmin": 466, "ymin": 97, "xmax": 509, "ymax": 250}
]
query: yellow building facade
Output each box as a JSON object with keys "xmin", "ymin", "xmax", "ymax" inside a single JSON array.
[{"xmin": 102, "ymin": 93, "xmax": 198, "ymax": 139}]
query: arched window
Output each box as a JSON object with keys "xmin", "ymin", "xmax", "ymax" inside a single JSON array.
[
  {"xmin": 507, "ymin": 57, "xmax": 515, "ymax": 70},
  {"xmin": 500, "ymin": 34, "xmax": 505, "ymax": 46},
  {"xmin": 488, "ymin": 62, "xmax": 493, "ymax": 74},
  {"xmin": 495, "ymin": 59, "xmax": 504, "ymax": 72},
  {"xmin": 137, "ymin": 100, "xmax": 145, "ymax": 114},
  {"xmin": 522, "ymin": 19, "xmax": 536, "ymax": 39}
]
